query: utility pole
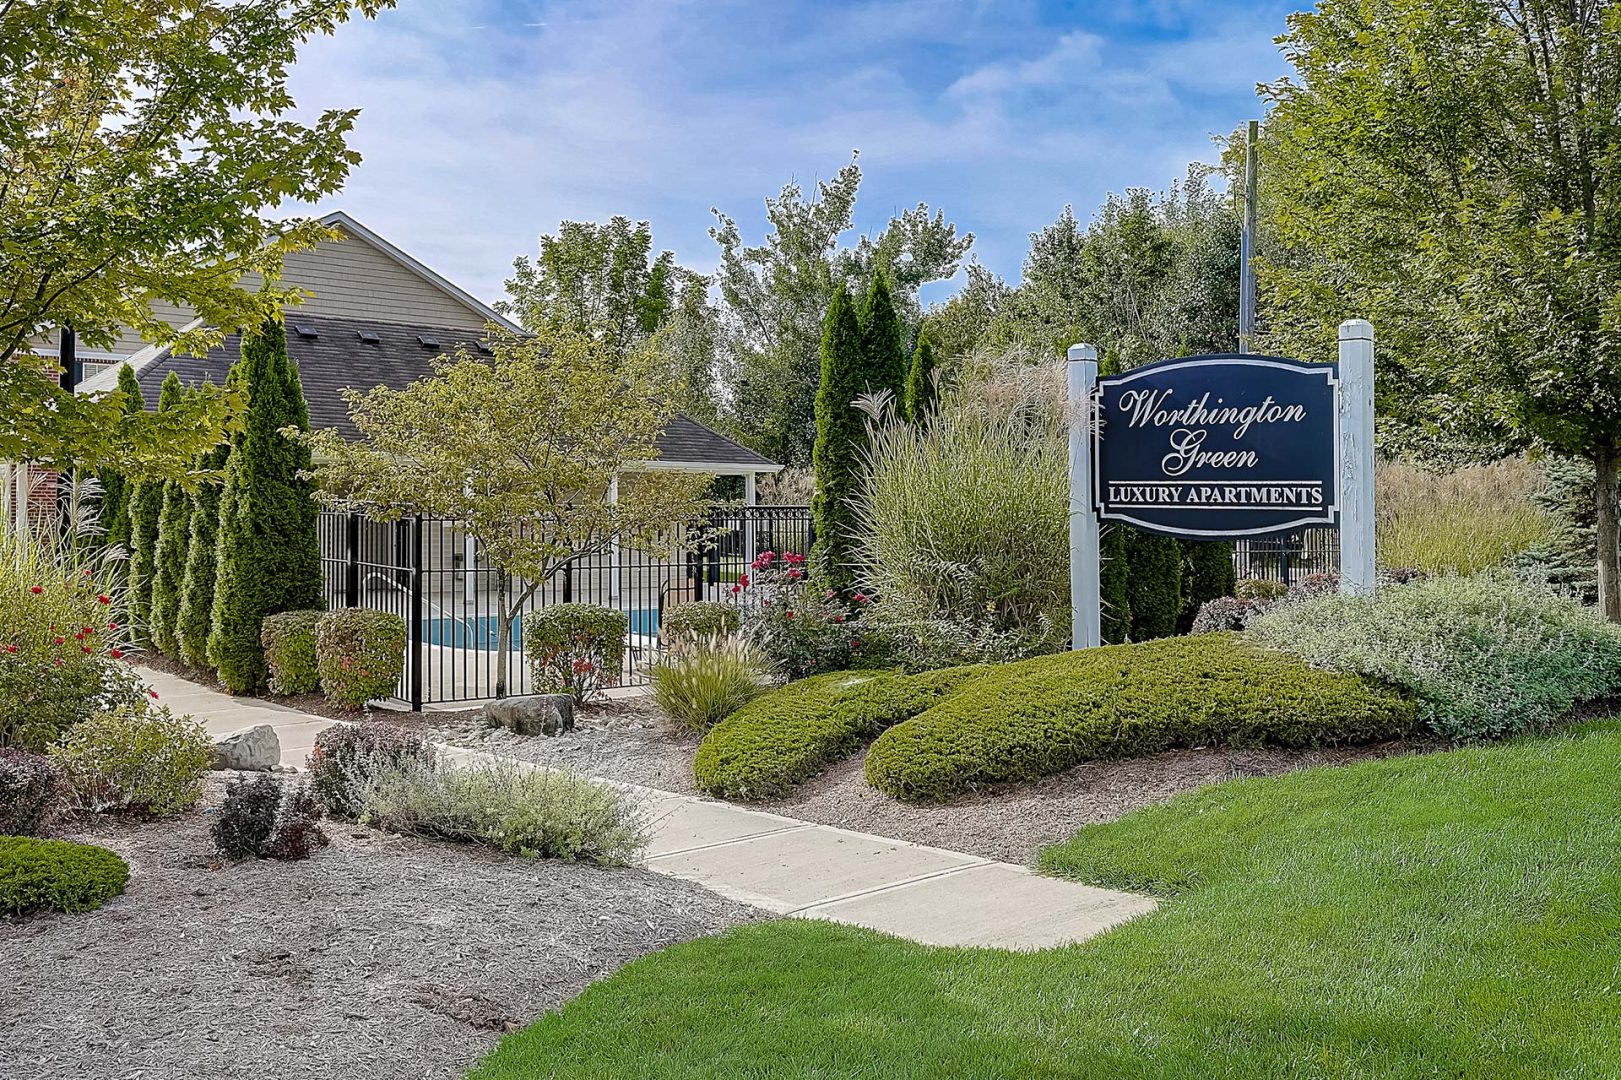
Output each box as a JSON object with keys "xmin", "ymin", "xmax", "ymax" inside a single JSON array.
[{"xmin": 1239, "ymin": 119, "xmax": 1259, "ymax": 354}]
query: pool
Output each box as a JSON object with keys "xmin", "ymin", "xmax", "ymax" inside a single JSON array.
[{"xmin": 421, "ymin": 609, "xmax": 660, "ymax": 650}]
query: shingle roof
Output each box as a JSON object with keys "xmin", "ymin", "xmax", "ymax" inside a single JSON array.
[{"xmin": 130, "ymin": 314, "xmax": 778, "ymax": 470}]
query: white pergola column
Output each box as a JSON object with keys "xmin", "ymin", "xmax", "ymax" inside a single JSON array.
[{"xmin": 743, "ymin": 471, "xmax": 758, "ymax": 566}]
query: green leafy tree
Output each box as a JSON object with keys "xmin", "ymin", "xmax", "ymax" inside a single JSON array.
[
  {"xmin": 98, "ymin": 367, "xmax": 146, "ymax": 551},
  {"xmin": 712, "ymin": 154, "xmax": 972, "ymax": 465},
  {"xmin": 303, "ymin": 327, "xmax": 714, "ymax": 699},
  {"xmin": 208, "ymin": 321, "xmax": 321, "ymax": 692},
  {"xmin": 809, "ymin": 286, "xmax": 865, "ymax": 591},
  {"xmin": 149, "ymin": 379, "xmax": 197, "ymax": 656},
  {"xmin": 1258, "ymin": 0, "xmax": 1621, "ymax": 618},
  {"xmin": 0, "ymin": 0, "xmax": 384, "ymax": 478},
  {"xmin": 177, "ymin": 439, "xmax": 232, "ymax": 670},
  {"xmin": 903, "ymin": 334, "xmax": 936, "ymax": 422},
  {"xmin": 127, "ymin": 374, "xmax": 184, "ymax": 638}
]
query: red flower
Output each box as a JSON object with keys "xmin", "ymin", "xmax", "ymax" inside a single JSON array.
[
  {"xmin": 54, "ymin": 658, "xmax": 63, "ymax": 667},
  {"xmin": 97, "ymin": 594, "xmax": 110, "ymax": 605},
  {"xmin": 4, "ymin": 644, "xmax": 17, "ymax": 654},
  {"xmin": 853, "ymin": 592, "xmax": 870, "ymax": 605},
  {"xmin": 149, "ymin": 690, "xmax": 160, "ymax": 700},
  {"xmin": 81, "ymin": 626, "xmax": 94, "ymax": 635},
  {"xmin": 110, "ymin": 649, "xmax": 124, "ymax": 659},
  {"xmin": 737, "ymin": 573, "xmax": 750, "ymax": 588},
  {"xmin": 850, "ymin": 638, "xmax": 861, "ymax": 649},
  {"xmin": 832, "ymin": 615, "xmax": 845, "ymax": 624},
  {"xmin": 784, "ymin": 610, "xmax": 795, "ymax": 620},
  {"xmin": 29, "ymin": 585, "xmax": 42, "ymax": 594},
  {"xmin": 824, "ymin": 589, "xmax": 837, "ymax": 600},
  {"xmin": 81, "ymin": 645, "xmax": 92, "ymax": 654},
  {"xmin": 731, "ymin": 584, "xmax": 742, "ymax": 595},
  {"xmin": 787, "ymin": 569, "xmax": 802, "ymax": 581},
  {"xmin": 108, "ymin": 621, "xmax": 119, "ymax": 630},
  {"xmin": 82, "ymin": 569, "xmax": 92, "ymax": 577},
  {"xmin": 784, "ymin": 552, "xmax": 806, "ymax": 566},
  {"xmin": 53, "ymin": 636, "xmax": 65, "ymax": 646}
]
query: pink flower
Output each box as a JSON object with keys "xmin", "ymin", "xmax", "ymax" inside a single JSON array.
[
  {"xmin": 53, "ymin": 636, "xmax": 65, "ymax": 646},
  {"xmin": 737, "ymin": 573, "xmax": 750, "ymax": 588},
  {"xmin": 54, "ymin": 658, "xmax": 63, "ymax": 667},
  {"xmin": 149, "ymin": 690, "xmax": 160, "ymax": 699},
  {"xmin": 824, "ymin": 589, "xmax": 836, "ymax": 600},
  {"xmin": 731, "ymin": 584, "xmax": 741, "ymax": 595},
  {"xmin": 787, "ymin": 569, "xmax": 802, "ymax": 581},
  {"xmin": 784, "ymin": 552, "xmax": 805, "ymax": 565},
  {"xmin": 853, "ymin": 592, "xmax": 870, "ymax": 605}
]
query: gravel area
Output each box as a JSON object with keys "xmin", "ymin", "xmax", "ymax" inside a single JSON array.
[
  {"xmin": 428, "ymin": 701, "xmax": 1436, "ymax": 864},
  {"xmin": 1, "ymin": 777, "xmax": 761, "ymax": 1080}
]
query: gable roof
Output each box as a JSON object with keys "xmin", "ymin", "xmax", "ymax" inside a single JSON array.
[{"xmin": 124, "ymin": 313, "xmax": 778, "ymax": 471}]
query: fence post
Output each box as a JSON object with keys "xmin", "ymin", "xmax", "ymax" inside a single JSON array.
[
  {"xmin": 1067, "ymin": 343, "xmax": 1102, "ymax": 650},
  {"xmin": 409, "ymin": 514, "xmax": 424, "ymax": 711},
  {"xmin": 344, "ymin": 512, "xmax": 361, "ymax": 607}
]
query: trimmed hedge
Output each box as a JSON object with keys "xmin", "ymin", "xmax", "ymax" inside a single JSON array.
[
  {"xmin": 660, "ymin": 601, "xmax": 742, "ymax": 645},
  {"xmin": 315, "ymin": 609, "xmax": 406, "ymax": 709},
  {"xmin": 0, "ymin": 836, "xmax": 129, "ymax": 916},
  {"xmin": 262, "ymin": 610, "xmax": 323, "ymax": 695},
  {"xmin": 694, "ymin": 665, "xmax": 985, "ymax": 800},
  {"xmin": 863, "ymin": 634, "xmax": 1415, "ymax": 801},
  {"xmin": 524, "ymin": 604, "xmax": 627, "ymax": 704}
]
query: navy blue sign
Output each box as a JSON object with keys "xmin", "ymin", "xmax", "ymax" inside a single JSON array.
[{"xmin": 1093, "ymin": 354, "xmax": 1339, "ymax": 538}]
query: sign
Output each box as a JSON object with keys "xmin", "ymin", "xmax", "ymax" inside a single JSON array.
[{"xmin": 1093, "ymin": 354, "xmax": 1339, "ymax": 538}]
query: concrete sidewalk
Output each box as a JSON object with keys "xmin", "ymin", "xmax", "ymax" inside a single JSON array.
[{"xmin": 145, "ymin": 667, "xmax": 1157, "ymax": 951}]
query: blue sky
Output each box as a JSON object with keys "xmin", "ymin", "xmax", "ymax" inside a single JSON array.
[{"xmin": 289, "ymin": 0, "xmax": 1307, "ymax": 307}]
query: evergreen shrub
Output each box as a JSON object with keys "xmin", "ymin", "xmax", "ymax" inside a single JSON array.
[
  {"xmin": 314, "ymin": 609, "xmax": 406, "ymax": 709},
  {"xmin": 0, "ymin": 837, "xmax": 128, "ymax": 916},
  {"xmin": 261, "ymin": 610, "xmax": 323, "ymax": 695},
  {"xmin": 50, "ymin": 704, "xmax": 210, "ymax": 816},
  {"xmin": 523, "ymin": 604, "xmax": 627, "ymax": 704}
]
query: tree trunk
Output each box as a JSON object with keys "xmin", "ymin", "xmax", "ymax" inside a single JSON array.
[
  {"xmin": 1596, "ymin": 442, "xmax": 1621, "ymax": 623},
  {"xmin": 495, "ymin": 575, "xmax": 511, "ymax": 699}
]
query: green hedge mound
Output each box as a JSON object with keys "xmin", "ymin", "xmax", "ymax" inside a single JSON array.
[
  {"xmin": 864, "ymin": 633, "xmax": 1416, "ymax": 801},
  {"xmin": 694, "ymin": 666, "xmax": 983, "ymax": 800},
  {"xmin": 0, "ymin": 836, "xmax": 129, "ymax": 916}
]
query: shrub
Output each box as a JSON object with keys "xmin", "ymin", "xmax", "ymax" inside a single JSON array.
[
  {"xmin": 306, "ymin": 721, "xmax": 431, "ymax": 819},
  {"xmin": 524, "ymin": 604, "xmax": 627, "ymax": 704},
  {"xmin": 356, "ymin": 752, "xmax": 648, "ymax": 865},
  {"xmin": 809, "ymin": 282, "xmax": 868, "ymax": 593},
  {"xmin": 1, "ymin": 521, "xmax": 140, "ymax": 750},
  {"xmin": 650, "ymin": 635, "xmax": 768, "ymax": 731},
  {"xmin": 1251, "ymin": 573, "xmax": 1621, "ymax": 741},
  {"xmin": 740, "ymin": 551, "xmax": 878, "ymax": 679},
  {"xmin": 208, "ymin": 319, "xmax": 323, "ymax": 693},
  {"xmin": 694, "ymin": 665, "xmax": 985, "ymax": 800},
  {"xmin": 314, "ymin": 609, "xmax": 406, "ymax": 709},
  {"xmin": 660, "ymin": 601, "xmax": 742, "ymax": 645},
  {"xmin": 212, "ymin": 773, "xmax": 328, "ymax": 861},
  {"xmin": 50, "ymin": 704, "xmax": 210, "ymax": 816},
  {"xmin": 261, "ymin": 610, "xmax": 322, "ymax": 695},
  {"xmin": 0, "ymin": 837, "xmax": 129, "ymax": 916},
  {"xmin": 1179, "ymin": 539, "xmax": 1236, "ymax": 633},
  {"xmin": 149, "ymin": 416, "xmax": 195, "ymax": 659},
  {"xmin": 1125, "ymin": 529, "xmax": 1182, "ymax": 641},
  {"xmin": 1189, "ymin": 595, "xmax": 1267, "ymax": 634},
  {"xmin": 863, "ymin": 634, "xmax": 1415, "ymax": 801},
  {"xmin": 177, "ymin": 441, "xmax": 231, "ymax": 669},
  {"xmin": 0, "ymin": 749, "xmax": 67, "ymax": 836}
]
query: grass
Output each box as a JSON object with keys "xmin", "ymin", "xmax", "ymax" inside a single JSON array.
[
  {"xmin": 471, "ymin": 718, "xmax": 1621, "ymax": 1079},
  {"xmin": 1376, "ymin": 457, "xmax": 1550, "ymax": 574}
]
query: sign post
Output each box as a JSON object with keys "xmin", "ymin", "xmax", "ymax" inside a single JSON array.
[
  {"xmin": 1067, "ymin": 344, "xmax": 1101, "ymax": 650},
  {"xmin": 1337, "ymin": 320, "xmax": 1376, "ymax": 595}
]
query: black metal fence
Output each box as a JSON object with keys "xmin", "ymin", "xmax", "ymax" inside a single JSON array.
[
  {"xmin": 1232, "ymin": 528, "xmax": 1340, "ymax": 584},
  {"xmin": 319, "ymin": 506, "xmax": 815, "ymax": 708}
]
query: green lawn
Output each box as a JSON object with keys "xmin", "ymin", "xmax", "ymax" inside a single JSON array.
[{"xmin": 471, "ymin": 720, "xmax": 1621, "ymax": 1079}]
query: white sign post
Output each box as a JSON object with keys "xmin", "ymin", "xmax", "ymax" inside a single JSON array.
[
  {"xmin": 1067, "ymin": 344, "xmax": 1101, "ymax": 650},
  {"xmin": 1337, "ymin": 319, "xmax": 1376, "ymax": 595}
]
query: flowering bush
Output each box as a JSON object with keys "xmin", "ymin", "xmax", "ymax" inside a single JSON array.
[
  {"xmin": 314, "ymin": 609, "xmax": 406, "ymax": 710},
  {"xmin": 737, "ymin": 551, "xmax": 879, "ymax": 679},
  {"xmin": 261, "ymin": 610, "xmax": 322, "ymax": 695},
  {"xmin": 50, "ymin": 703, "xmax": 210, "ymax": 816},
  {"xmin": 212, "ymin": 773, "xmax": 328, "ymax": 861},
  {"xmin": 1, "ymin": 523, "xmax": 139, "ymax": 749},
  {"xmin": 523, "ymin": 604, "xmax": 627, "ymax": 704},
  {"xmin": 0, "ymin": 748, "xmax": 68, "ymax": 836}
]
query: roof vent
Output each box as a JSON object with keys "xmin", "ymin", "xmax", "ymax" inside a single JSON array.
[
  {"xmin": 475, "ymin": 341, "xmax": 494, "ymax": 355},
  {"xmin": 357, "ymin": 330, "xmax": 381, "ymax": 345},
  {"xmin": 417, "ymin": 335, "xmax": 440, "ymax": 350},
  {"xmin": 293, "ymin": 324, "xmax": 318, "ymax": 339}
]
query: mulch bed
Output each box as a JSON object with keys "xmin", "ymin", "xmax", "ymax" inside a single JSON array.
[
  {"xmin": 0, "ymin": 777, "xmax": 762, "ymax": 1080},
  {"xmin": 431, "ymin": 702, "xmax": 1439, "ymax": 865}
]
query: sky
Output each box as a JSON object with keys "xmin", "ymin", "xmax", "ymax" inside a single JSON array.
[{"xmin": 288, "ymin": 0, "xmax": 1307, "ymax": 309}]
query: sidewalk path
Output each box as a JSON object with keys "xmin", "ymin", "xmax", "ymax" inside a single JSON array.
[{"xmin": 144, "ymin": 667, "xmax": 1157, "ymax": 951}]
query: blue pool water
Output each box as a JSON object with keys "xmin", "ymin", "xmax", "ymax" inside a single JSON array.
[{"xmin": 422, "ymin": 609, "xmax": 659, "ymax": 650}]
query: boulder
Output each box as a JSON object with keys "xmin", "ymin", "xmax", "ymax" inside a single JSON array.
[
  {"xmin": 484, "ymin": 694, "xmax": 575, "ymax": 737},
  {"xmin": 209, "ymin": 724, "xmax": 281, "ymax": 771}
]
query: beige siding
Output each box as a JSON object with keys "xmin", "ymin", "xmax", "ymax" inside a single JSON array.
[{"xmin": 260, "ymin": 229, "xmax": 492, "ymax": 330}]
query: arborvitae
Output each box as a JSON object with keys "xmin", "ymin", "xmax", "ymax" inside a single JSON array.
[
  {"xmin": 99, "ymin": 365, "xmax": 145, "ymax": 552},
  {"xmin": 810, "ymin": 285, "xmax": 866, "ymax": 592},
  {"xmin": 149, "ymin": 376, "xmax": 195, "ymax": 657},
  {"xmin": 858, "ymin": 272, "xmax": 908, "ymax": 406},
  {"xmin": 1125, "ymin": 527, "xmax": 1182, "ymax": 641},
  {"xmin": 208, "ymin": 320, "xmax": 322, "ymax": 692},
  {"xmin": 177, "ymin": 439, "xmax": 231, "ymax": 670},
  {"xmin": 127, "ymin": 373, "xmax": 181, "ymax": 642},
  {"xmin": 1100, "ymin": 524, "xmax": 1131, "ymax": 644},
  {"xmin": 1178, "ymin": 539, "xmax": 1236, "ymax": 633},
  {"xmin": 903, "ymin": 334, "xmax": 936, "ymax": 422}
]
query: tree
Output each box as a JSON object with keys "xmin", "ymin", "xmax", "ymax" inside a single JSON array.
[
  {"xmin": 177, "ymin": 439, "xmax": 232, "ymax": 670},
  {"xmin": 303, "ymin": 327, "xmax": 714, "ymax": 698},
  {"xmin": 903, "ymin": 334, "xmax": 936, "ymax": 422},
  {"xmin": 859, "ymin": 273, "xmax": 908, "ymax": 404},
  {"xmin": 0, "ymin": 0, "xmax": 384, "ymax": 477},
  {"xmin": 1259, "ymin": 0, "xmax": 1621, "ymax": 618},
  {"xmin": 711, "ymin": 154, "xmax": 972, "ymax": 465},
  {"xmin": 1179, "ymin": 539, "xmax": 1236, "ymax": 633},
  {"xmin": 809, "ymin": 286, "xmax": 866, "ymax": 592},
  {"xmin": 1125, "ymin": 530, "xmax": 1182, "ymax": 641},
  {"xmin": 149, "ymin": 380, "xmax": 197, "ymax": 657},
  {"xmin": 1099, "ymin": 524, "xmax": 1130, "ymax": 645},
  {"xmin": 127, "ymin": 374, "xmax": 183, "ymax": 639},
  {"xmin": 208, "ymin": 321, "xmax": 321, "ymax": 692},
  {"xmin": 98, "ymin": 367, "xmax": 146, "ymax": 551}
]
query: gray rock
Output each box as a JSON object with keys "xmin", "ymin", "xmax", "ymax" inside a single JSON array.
[
  {"xmin": 209, "ymin": 725, "xmax": 281, "ymax": 771},
  {"xmin": 484, "ymin": 694, "xmax": 574, "ymax": 737}
]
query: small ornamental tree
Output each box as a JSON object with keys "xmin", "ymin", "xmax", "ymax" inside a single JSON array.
[
  {"xmin": 127, "ymin": 374, "xmax": 182, "ymax": 639},
  {"xmin": 177, "ymin": 440, "xmax": 232, "ymax": 670},
  {"xmin": 97, "ymin": 366, "xmax": 146, "ymax": 552},
  {"xmin": 810, "ymin": 284, "xmax": 866, "ymax": 592},
  {"xmin": 149, "ymin": 380, "xmax": 198, "ymax": 657},
  {"xmin": 903, "ymin": 334, "xmax": 936, "ymax": 422},
  {"xmin": 303, "ymin": 326, "xmax": 714, "ymax": 698},
  {"xmin": 858, "ymin": 272, "xmax": 908, "ymax": 404},
  {"xmin": 208, "ymin": 321, "xmax": 322, "ymax": 692}
]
